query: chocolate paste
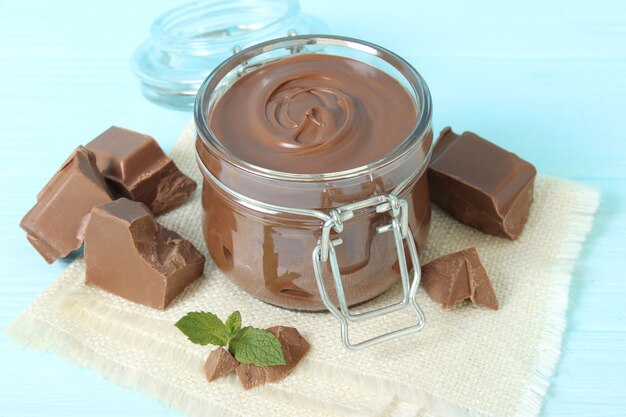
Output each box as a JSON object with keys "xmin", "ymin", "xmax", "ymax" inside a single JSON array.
[
  {"xmin": 209, "ymin": 54, "xmax": 417, "ymax": 174},
  {"xmin": 198, "ymin": 54, "xmax": 433, "ymax": 310}
]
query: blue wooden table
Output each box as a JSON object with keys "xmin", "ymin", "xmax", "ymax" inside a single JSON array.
[{"xmin": 1, "ymin": 1, "xmax": 624, "ymax": 415}]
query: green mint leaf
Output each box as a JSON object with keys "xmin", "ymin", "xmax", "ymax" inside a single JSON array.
[
  {"xmin": 229, "ymin": 327, "xmax": 286, "ymax": 366},
  {"xmin": 225, "ymin": 310, "xmax": 242, "ymax": 338},
  {"xmin": 175, "ymin": 312, "xmax": 227, "ymax": 346}
]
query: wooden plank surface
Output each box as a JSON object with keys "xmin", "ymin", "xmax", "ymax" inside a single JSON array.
[{"xmin": 0, "ymin": 0, "xmax": 624, "ymax": 416}]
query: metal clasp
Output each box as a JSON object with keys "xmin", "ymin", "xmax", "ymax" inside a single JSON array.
[{"xmin": 312, "ymin": 194, "xmax": 425, "ymax": 350}]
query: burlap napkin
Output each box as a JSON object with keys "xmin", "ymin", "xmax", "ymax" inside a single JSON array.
[{"xmin": 8, "ymin": 122, "xmax": 599, "ymax": 417}]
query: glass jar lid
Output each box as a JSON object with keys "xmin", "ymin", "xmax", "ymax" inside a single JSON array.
[{"xmin": 131, "ymin": 0, "xmax": 327, "ymax": 110}]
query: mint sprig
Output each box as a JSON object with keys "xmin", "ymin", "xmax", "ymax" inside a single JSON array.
[
  {"xmin": 229, "ymin": 326, "xmax": 286, "ymax": 366},
  {"xmin": 175, "ymin": 311, "xmax": 285, "ymax": 367},
  {"xmin": 174, "ymin": 311, "xmax": 227, "ymax": 346},
  {"xmin": 224, "ymin": 310, "xmax": 241, "ymax": 337}
]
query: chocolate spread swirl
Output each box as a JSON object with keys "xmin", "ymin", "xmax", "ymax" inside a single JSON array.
[{"xmin": 209, "ymin": 54, "xmax": 417, "ymax": 174}]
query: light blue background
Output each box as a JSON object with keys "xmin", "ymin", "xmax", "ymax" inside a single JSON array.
[{"xmin": 1, "ymin": 0, "xmax": 625, "ymax": 416}]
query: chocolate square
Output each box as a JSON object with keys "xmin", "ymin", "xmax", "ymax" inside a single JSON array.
[
  {"xmin": 86, "ymin": 126, "xmax": 196, "ymax": 215},
  {"xmin": 20, "ymin": 146, "xmax": 113, "ymax": 263},
  {"xmin": 84, "ymin": 198, "xmax": 205, "ymax": 309},
  {"xmin": 427, "ymin": 128, "xmax": 536, "ymax": 239}
]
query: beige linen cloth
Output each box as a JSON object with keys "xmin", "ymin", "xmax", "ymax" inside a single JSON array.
[{"xmin": 9, "ymin": 122, "xmax": 600, "ymax": 417}]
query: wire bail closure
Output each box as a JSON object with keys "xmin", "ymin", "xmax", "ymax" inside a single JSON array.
[
  {"xmin": 195, "ymin": 151, "xmax": 426, "ymax": 351},
  {"xmin": 312, "ymin": 194, "xmax": 425, "ymax": 350}
]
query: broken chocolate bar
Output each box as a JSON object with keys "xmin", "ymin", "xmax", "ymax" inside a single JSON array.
[
  {"xmin": 84, "ymin": 198, "xmax": 205, "ymax": 309},
  {"xmin": 236, "ymin": 326, "xmax": 310, "ymax": 389},
  {"xmin": 421, "ymin": 248, "xmax": 498, "ymax": 310},
  {"xmin": 427, "ymin": 127, "xmax": 536, "ymax": 240},
  {"xmin": 20, "ymin": 146, "xmax": 113, "ymax": 263},
  {"xmin": 86, "ymin": 126, "xmax": 196, "ymax": 215},
  {"xmin": 205, "ymin": 347, "xmax": 239, "ymax": 382}
]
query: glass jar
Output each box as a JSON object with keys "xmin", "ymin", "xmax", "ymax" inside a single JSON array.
[
  {"xmin": 195, "ymin": 36, "xmax": 433, "ymax": 318},
  {"xmin": 132, "ymin": 0, "xmax": 326, "ymax": 110}
]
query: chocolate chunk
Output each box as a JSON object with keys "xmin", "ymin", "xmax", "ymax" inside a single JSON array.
[
  {"xmin": 84, "ymin": 198, "xmax": 205, "ymax": 309},
  {"xmin": 421, "ymin": 248, "xmax": 498, "ymax": 310},
  {"xmin": 20, "ymin": 146, "xmax": 113, "ymax": 263},
  {"xmin": 205, "ymin": 347, "xmax": 239, "ymax": 382},
  {"xmin": 236, "ymin": 326, "xmax": 310, "ymax": 389},
  {"xmin": 86, "ymin": 126, "xmax": 196, "ymax": 215},
  {"xmin": 427, "ymin": 128, "xmax": 536, "ymax": 239}
]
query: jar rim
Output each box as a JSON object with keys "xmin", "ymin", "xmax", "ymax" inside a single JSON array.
[{"xmin": 194, "ymin": 34, "xmax": 433, "ymax": 182}]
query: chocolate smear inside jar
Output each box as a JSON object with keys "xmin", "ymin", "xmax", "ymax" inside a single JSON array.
[{"xmin": 196, "ymin": 49, "xmax": 433, "ymax": 311}]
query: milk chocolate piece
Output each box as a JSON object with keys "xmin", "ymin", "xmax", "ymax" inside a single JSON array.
[
  {"xmin": 236, "ymin": 326, "xmax": 310, "ymax": 389},
  {"xmin": 86, "ymin": 126, "xmax": 196, "ymax": 215},
  {"xmin": 84, "ymin": 198, "xmax": 205, "ymax": 309},
  {"xmin": 205, "ymin": 347, "xmax": 239, "ymax": 382},
  {"xmin": 421, "ymin": 248, "xmax": 498, "ymax": 310},
  {"xmin": 20, "ymin": 146, "xmax": 113, "ymax": 263},
  {"xmin": 428, "ymin": 128, "xmax": 536, "ymax": 240}
]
